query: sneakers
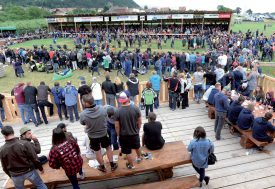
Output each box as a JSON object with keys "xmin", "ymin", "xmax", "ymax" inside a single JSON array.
[
  {"xmin": 135, "ymin": 157, "xmax": 143, "ymax": 164},
  {"xmin": 97, "ymin": 165, "xmax": 107, "ymax": 172},
  {"xmin": 126, "ymin": 162, "xmax": 135, "ymax": 169},
  {"xmin": 78, "ymin": 172, "xmax": 85, "ymax": 180},
  {"xmin": 204, "ymin": 176, "xmax": 210, "ymax": 185}
]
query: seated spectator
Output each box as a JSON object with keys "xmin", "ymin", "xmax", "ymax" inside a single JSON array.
[
  {"xmin": 227, "ymin": 96, "xmax": 245, "ymax": 125},
  {"xmin": 237, "ymin": 103, "xmax": 255, "ymax": 130},
  {"xmin": 142, "ymin": 112, "xmax": 165, "ymax": 150},
  {"xmin": 253, "ymin": 86, "xmax": 265, "ymax": 103},
  {"xmin": 264, "ymin": 91, "xmax": 275, "ymax": 111},
  {"xmin": 207, "ymin": 83, "xmax": 221, "ymax": 106},
  {"xmin": 57, "ymin": 123, "xmax": 77, "ymax": 141},
  {"xmin": 203, "ymin": 85, "xmax": 215, "ymax": 102},
  {"xmin": 252, "ymin": 112, "xmax": 275, "ymax": 143},
  {"xmin": 237, "ymin": 82, "xmax": 251, "ymax": 97}
]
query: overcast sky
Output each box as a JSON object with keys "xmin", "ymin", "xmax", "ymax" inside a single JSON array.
[{"xmin": 134, "ymin": 0, "xmax": 274, "ymax": 13}]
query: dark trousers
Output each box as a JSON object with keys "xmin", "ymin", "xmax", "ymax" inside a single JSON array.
[
  {"xmin": 145, "ymin": 104, "xmax": 153, "ymax": 117},
  {"xmin": 56, "ymin": 103, "xmax": 68, "ymax": 120},
  {"xmin": 192, "ymin": 164, "xmax": 205, "ymax": 182},
  {"xmin": 168, "ymin": 91, "xmax": 178, "ymax": 110},
  {"xmin": 67, "ymin": 168, "xmax": 83, "ymax": 189},
  {"xmin": 179, "ymin": 92, "xmax": 189, "ymax": 109},
  {"xmin": 154, "ymin": 90, "xmax": 160, "ymax": 109},
  {"xmin": 38, "ymin": 100, "xmax": 53, "ymax": 124}
]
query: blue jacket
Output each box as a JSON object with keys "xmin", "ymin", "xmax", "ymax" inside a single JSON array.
[
  {"xmin": 62, "ymin": 85, "xmax": 78, "ymax": 106},
  {"xmin": 188, "ymin": 138, "xmax": 214, "ymax": 168},
  {"xmin": 228, "ymin": 101, "xmax": 244, "ymax": 125},
  {"xmin": 252, "ymin": 117, "xmax": 275, "ymax": 142},
  {"xmin": 207, "ymin": 88, "xmax": 219, "ymax": 105},
  {"xmin": 51, "ymin": 86, "xmax": 65, "ymax": 104},
  {"xmin": 150, "ymin": 74, "xmax": 161, "ymax": 91},
  {"xmin": 213, "ymin": 92, "xmax": 229, "ymax": 113},
  {"xmin": 237, "ymin": 108, "xmax": 254, "ymax": 130},
  {"xmin": 189, "ymin": 54, "xmax": 196, "ymax": 63},
  {"xmin": 237, "ymin": 85, "xmax": 251, "ymax": 97}
]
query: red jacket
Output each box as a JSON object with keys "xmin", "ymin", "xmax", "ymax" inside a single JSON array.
[
  {"xmin": 13, "ymin": 84, "xmax": 25, "ymax": 105},
  {"xmin": 49, "ymin": 139, "xmax": 83, "ymax": 176}
]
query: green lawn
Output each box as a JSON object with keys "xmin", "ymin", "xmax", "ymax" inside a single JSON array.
[{"xmin": 261, "ymin": 66, "xmax": 275, "ymax": 77}]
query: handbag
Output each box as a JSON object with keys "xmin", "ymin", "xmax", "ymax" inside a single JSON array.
[{"xmin": 207, "ymin": 139, "xmax": 217, "ymax": 165}]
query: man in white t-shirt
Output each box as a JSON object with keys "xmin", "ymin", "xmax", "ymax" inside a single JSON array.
[{"xmin": 218, "ymin": 52, "xmax": 227, "ymax": 68}]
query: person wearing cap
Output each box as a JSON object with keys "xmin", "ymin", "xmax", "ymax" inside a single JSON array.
[
  {"xmin": 252, "ymin": 112, "xmax": 275, "ymax": 146},
  {"xmin": 20, "ymin": 127, "xmax": 48, "ymax": 165},
  {"xmin": 213, "ymin": 87, "xmax": 230, "ymax": 140},
  {"xmin": 80, "ymin": 94, "xmax": 118, "ymax": 172},
  {"xmin": 63, "ymin": 81, "xmax": 79, "ymax": 123},
  {"xmin": 51, "ymin": 82, "xmax": 69, "ymax": 121},
  {"xmin": 115, "ymin": 90, "xmax": 142, "ymax": 169},
  {"xmin": 0, "ymin": 126, "xmax": 47, "ymax": 189},
  {"xmin": 163, "ymin": 71, "xmax": 181, "ymax": 111}
]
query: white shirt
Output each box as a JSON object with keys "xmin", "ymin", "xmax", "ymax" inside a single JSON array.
[
  {"xmin": 91, "ymin": 83, "xmax": 103, "ymax": 100},
  {"xmin": 214, "ymin": 68, "xmax": 225, "ymax": 82}
]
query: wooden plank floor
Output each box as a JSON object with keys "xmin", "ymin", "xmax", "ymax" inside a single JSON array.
[{"xmin": 1, "ymin": 102, "xmax": 275, "ymax": 189}]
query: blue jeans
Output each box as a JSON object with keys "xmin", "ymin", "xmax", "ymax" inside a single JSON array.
[
  {"xmin": 67, "ymin": 168, "xmax": 83, "ymax": 189},
  {"xmin": 154, "ymin": 90, "xmax": 160, "ymax": 109},
  {"xmin": 0, "ymin": 120, "xmax": 2, "ymax": 128},
  {"xmin": 0, "ymin": 107, "xmax": 5, "ymax": 121},
  {"xmin": 18, "ymin": 104, "xmax": 28, "ymax": 124},
  {"xmin": 107, "ymin": 123, "xmax": 119, "ymax": 150},
  {"xmin": 94, "ymin": 100, "xmax": 103, "ymax": 106},
  {"xmin": 205, "ymin": 84, "xmax": 211, "ymax": 91},
  {"xmin": 25, "ymin": 104, "xmax": 38, "ymax": 125},
  {"xmin": 168, "ymin": 91, "xmax": 178, "ymax": 110},
  {"xmin": 56, "ymin": 103, "xmax": 68, "ymax": 120},
  {"xmin": 11, "ymin": 169, "xmax": 47, "ymax": 189},
  {"xmin": 189, "ymin": 62, "xmax": 196, "ymax": 73},
  {"xmin": 68, "ymin": 104, "xmax": 79, "ymax": 122},
  {"xmin": 194, "ymin": 84, "xmax": 203, "ymax": 101}
]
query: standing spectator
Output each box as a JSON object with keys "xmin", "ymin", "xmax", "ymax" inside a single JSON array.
[
  {"xmin": 214, "ymin": 64, "xmax": 225, "ymax": 82},
  {"xmin": 115, "ymin": 91, "xmax": 142, "ymax": 169},
  {"xmin": 78, "ymin": 78, "xmax": 91, "ymax": 100},
  {"xmin": 189, "ymin": 52, "xmax": 197, "ymax": 73},
  {"xmin": 49, "ymin": 128, "xmax": 84, "ymax": 189},
  {"xmin": 193, "ymin": 66, "xmax": 204, "ymax": 104},
  {"xmin": 37, "ymin": 81, "xmax": 53, "ymax": 124},
  {"xmin": 126, "ymin": 73, "xmax": 139, "ymax": 103},
  {"xmin": 24, "ymin": 82, "xmax": 43, "ymax": 126},
  {"xmin": 80, "ymin": 94, "xmax": 118, "ymax": 172},
  {"xmin": 0, "ymin": 93, "xmax": 5, "ymax": 122},
  {"xmin": 63, "ymin": 81, "xmax": 79, "ymax": 123},
  {"xmin": 178, "ymin": 73, "xmax": 188, "ymax": 109},
  {"xmin": 149, "ymin": 71, "xmax": 161, "ymax": 109},
  {"xmin": 114, "ymin": 77, "xmax": 124, "ymax": 107},
  {"xmin": 51, "ymin": 82, "xmax": 69, "ymax": 121},
  {"xmin": 91, "ymin": 77, "xmax": 103, "ymax": 106},
  {"xmin": 213, "ymin": 87, "xmax": 230, "ymax": 140},
  {"xmin": 14, "ymin": 59, "xmax": 24, "ymax": 77},
  {"xmin": 0, "ymin": 126, "xmax": 47, "ymax": 189},
  {"xmin": 105, "ymin": 105, "xmax": 119, "ymax": 150},
  {"xmin": 207, "ymin": 83, "xmax": 221, "ymax": 106},
  {"xmin": 102, "ymin": 75, "xmax": 116, "ymax": 107},
  {"xmin": 141, "ymin": 82, "xmax": 157, "ymax": 118},
  {"xmin": 142, "ymin": 112, "xmax": 165, "ymax": 150},
  {"xmin": 11, "ymin": 83, "xmax": 29, "ymax": 124},
  {"xmin": 188, "ymin": 126, "xmax": 214, "ymax": 187},
  {"xmin": 163, "ymin": 71, "xmax": 181, "ymax": 111},
  {"xmin": 203, "ymin": 67, "xmax": 216, "ymax": 91},
  {"xmin": 247, "ymin": 67, "xmax": 258, "ymax": 96}
]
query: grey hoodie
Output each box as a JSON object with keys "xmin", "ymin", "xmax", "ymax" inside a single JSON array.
[{"xmin": 80, "ymin": 105, "xmax": 108, "ymax": 138}]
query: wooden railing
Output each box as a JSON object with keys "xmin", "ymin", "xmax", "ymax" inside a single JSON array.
[{"xmin": 1, "ymin": 82, "xmax": 195, "ymax": 122}]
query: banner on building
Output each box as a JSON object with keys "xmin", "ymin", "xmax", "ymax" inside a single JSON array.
[
  {"xmin": 172, "ymin": 14, "xmax": 193, "ymax": 19},
  {"xmin": 204, "ymin": 14, "xmax": 219, "ymax": 18},
  {"xmin": 147, "ymin": 14, "xmax": 172, "ymax": 20},
  {"xmin": 104, "ymin": 17, "xmax": 110, "ymax": 22},
  {"xmin": 219, "ymin": 13, "xmax": 231, "ymax": 18},
  {"xmin": 74, "ymin": 16, "xmax": 103, "ymax": 22},
  {"xmin": 140, "ymin": 15, "xmax": 145, "ymax": 21},
  {"xmin": 111, "ymin": 15, "xmax": 138, "ymax": 21}
]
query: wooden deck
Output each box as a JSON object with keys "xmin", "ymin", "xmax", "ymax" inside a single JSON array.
[{"xmin": 1, "ymin": 102, "xmax": 275, "ymax": 189}]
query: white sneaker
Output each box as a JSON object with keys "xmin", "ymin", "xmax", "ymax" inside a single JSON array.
[{"xmin": 78, "ymin": 171, "xmax": 85, "ymax": 180}]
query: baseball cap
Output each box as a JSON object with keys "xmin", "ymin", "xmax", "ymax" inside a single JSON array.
[
  {"xmin": 118, "ymin": 90, "xmax": 130, "ymax": 103},
  {"xmin": 20, "ymin": 127, "xmax": 31, "ymax": 135}
]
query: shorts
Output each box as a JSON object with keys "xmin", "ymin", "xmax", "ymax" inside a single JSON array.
[
  {"xmin": 119, "ymin": 135, "xmax": 141, "ymax": 154},
  {"xmin": 89, "ymin": 135, "xmax": 110, "ymax": 151}
]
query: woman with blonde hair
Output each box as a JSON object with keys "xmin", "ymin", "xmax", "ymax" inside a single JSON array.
[
  {"xmin": 91, "ymin": 77, "xmax": 103, "ymax": 105},
  {"xmin": 114, "ymin": 77, "xmax": 124, "ymax": 107}
]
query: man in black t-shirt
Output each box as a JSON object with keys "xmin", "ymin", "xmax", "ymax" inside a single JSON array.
[
  {"xmin": 142, "ymin": 112, "xmax": 165, "ymax": 150},
  {"xmin": 115, "ymin": 90, "xmax": 142, "ymax": 169}
]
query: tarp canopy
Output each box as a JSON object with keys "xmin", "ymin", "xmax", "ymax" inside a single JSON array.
[{"xmin": 0, "ymin": 26, "xmax": 16, "ymax": 31}]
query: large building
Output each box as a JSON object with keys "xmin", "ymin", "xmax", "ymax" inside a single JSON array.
[{"xmin": 45, "ymin": 10, "xmax": 233, "ymax": 33}]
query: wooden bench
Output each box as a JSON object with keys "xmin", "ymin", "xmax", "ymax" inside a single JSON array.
[
  {"xmin": 5, "ymin": 141, "xmax": 191, "ymax": 189},
  {"xmin": 119, "ymin": 175, "xmax": 200, "ymax": 189},
  {"xmin": 230, "ymin": 124, "xmax": 268, "ymax": 149}
]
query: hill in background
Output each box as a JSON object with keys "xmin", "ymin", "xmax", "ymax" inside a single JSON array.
[{"xmin": 0, "ymin": 0, "xmax": 140, "ymax": 9}]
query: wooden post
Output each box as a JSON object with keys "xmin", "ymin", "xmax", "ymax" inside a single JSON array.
[
  {"xmin": 181, "ymin": 18, "xmax": 183, "ymax": 32},
  {"xmin": 74, "ymin": 22, "xmax": 77, "ymax": 33}
]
